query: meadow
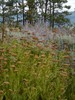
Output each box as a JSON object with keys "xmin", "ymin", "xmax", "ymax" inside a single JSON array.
[{"xmin": 0, "ymin": 24, "xmax": 75, "ymax": 100}]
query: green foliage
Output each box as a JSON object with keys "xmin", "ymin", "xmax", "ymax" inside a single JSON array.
[
  {"xmin": 0, "ymin": 0, "xmax": 71, "ymax": 27},
  {"xmin": 0, "ymin": 36, "xmax": 75, "ymax": 99}
]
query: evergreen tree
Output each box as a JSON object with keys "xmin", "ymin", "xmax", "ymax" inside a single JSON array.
[
  {"xmin": 0, "ymin": 0, "xmax": 8, "ymax": 24},
  {"xmin": 26, "ymin": 0, "xmax": 38, "ymax": 24},
  {"xmin": 37, "ymin": 0, "xmax": 70, "ymax": 28},
  {"xmin": 0, "ymin": 0, "xmax": 71, "ymax": 27}
]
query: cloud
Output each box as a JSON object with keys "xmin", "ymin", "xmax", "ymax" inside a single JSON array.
[{"xmin": 67, "ymin": 0, "xmax": 75, "ymax": 11}]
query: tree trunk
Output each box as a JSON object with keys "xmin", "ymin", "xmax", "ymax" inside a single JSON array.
[
  {"xmin": 2, "ymin": 5, "xmax": 5, "ymax": 24},
  {"xmin": 2, "ymin": 2, "xmax": 5, "ymax": 42},
  {"xmin": 49, "ymin": 0, "xmax": 52, "ymax": 27},
  {"xmin": 22, "ymin": 0, "xmax": 25, "ymax": 26},
  {"xmin": 52, "ymin": 2, "xmax": 55, "ymax": 28},
  {"xmin": 16, "ymin": 2, "xmax": 19, "ymax": 25},
  {"xmin": 44, "ymin": 0, "xmax": 48, "ymax": 22}
]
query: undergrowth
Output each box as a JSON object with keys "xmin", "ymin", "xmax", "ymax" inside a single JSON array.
[{"xmin": 0, "ymin": 37, "xmax": 75, "ymax": 100}]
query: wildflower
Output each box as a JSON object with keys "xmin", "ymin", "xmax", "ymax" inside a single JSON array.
[
  {"xmin": 0, "ymin": 49, "xmax": 5, "ymax": 53},
  {"xmin": 38, "ymin": 40, "xmax": 44, "ymax": 43},
  {"xmin": 37, "ymin": 62, "xmax": 41, "ymax": 65},
  {"xmin": 32, "ymin": 32, "xmax": 35, "ymax": 35},
  {"xmin": 12, "ymin": 45, "xmax": 16, "ymax": 49},
  {"xmin": 20, "ymin": 37, "xmax": 25, "ymax": 40},
  {"xmin": 23, "ymin": 79, "xmax": 28, "ymax": 83},
  {"xmin": 4, "ymin": 61, "xmax": 7, "ymax": 65},
  {"xmin": 42, "ymin": 34, "xmax": 46, "ymax": 37},
  {"xmin": 3, "ymin": 81, "xmax": 10, "ymax": 85},
  {"xmin": 60, "ymin": 72, "xmax": 68, "ymax": 77},
  {"xmin": 11, "ymin": 65, "xmax": 15, "ymax": 69},
  {"xmin": 32, "ymin": 36, "xmax": 38, "ymax": 41},
  {"xmin": 41, "ymin": 40, "xmax": 45, "ymax": 43},
  {"xmin": 14, "ymin": 69, "xmax": 18, "ymax": 73},
  {"xmin": 36, "ymin": 44, "xmax": 43, "ymax": 49},
  {"xmin": 11, "ymin": 53, "xmax": 17, "ymax": 57},
  {"xmin": 0, "ymin": 65, "xmax": 3, "ymax": 69},
  {"xmin": 22, "ymin": 43, "xmax": 26, "ymax": 47},
  {"xmin": 41, "ymin": 54, "xmax": 45, "ymax": 58},
  {"xmin": 46, "ymin": 75, "xmax": 49, "ymax": 78},
  {"xmin": 0, "ymin": 90, "xmax": 4, "ymax": 95},
  {"xmin": 43, "ymin": 62, "xmax": 46, "ymax": 64},
  {"xmin": 52, "ymin": 60, "xmax": 60, "ymax": 62},
  {"xmin": 64, "ymin": 51, "xmax": 70, "ymax": 54},
  {"xmin": 59, "ymin": 68, "xmax": 65, "ymax": 71},
  {"xmin": 51, "ymin": 52, "xmax": 56, "ymax": 56},
  {"xmin": 63, "ymin": 64, "xmax": 70, "ymax": 67},
  {"xmin": 0, "ymin": 56, "xmax": 4, "ymax": 60},
  {"xmin": 6, "ymin": 48, "xmax": 10, "ymax": 52},
  {"xmin": 17, "ymin": 61, "xmax": 22, "ymax": 64},
  {"xmin": 63, "ymin": 55, "xmax": 70, "ymax": 59},
  {"xmin": 9, "ymin": 89, "xmax": 13, "ymax": 93},
  {"xmin": 34, "ymin": 63, "xmax": 37, "ymax": 66},
  {"xmin": 4, "ymin": 58, "xmax": 7, "ymax": 61},
  {"xmin": 51, "ymin": 46, "xmax": 57, "ymax": 50},
  {"xmin": 34, "ymin": 55, "xmax": 39, "ymax": 59},
  {"xmin": 24, "ymin": 30, "xmax": 28, "ymax": 32},
  {"xmin": 52, "ymin": 28, "xmax": 59, "ymax": 33}
]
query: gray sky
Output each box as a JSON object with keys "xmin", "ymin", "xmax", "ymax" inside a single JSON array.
[{"xmin": 67, "ymin": 0, "xmax": 75, "ymax": 11}]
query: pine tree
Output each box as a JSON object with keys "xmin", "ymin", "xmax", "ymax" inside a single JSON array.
[
  {"xmin": 0, "ymin": 0, "xmax": 71, "ymax": 27},
  {"xmin": 26, "ymin": 0, "xmax": 38, "ymax": 25},
  {"xmin": 0, "ymin": 0, "xmax": 9, "ymax": 24}
]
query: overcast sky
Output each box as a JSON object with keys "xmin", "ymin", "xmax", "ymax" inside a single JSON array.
[{"xmin": 67, "ymin": 0, "xmax": 75, "ymax": 11}]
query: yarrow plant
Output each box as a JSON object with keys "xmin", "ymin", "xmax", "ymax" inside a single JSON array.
[{"xmin": 0, "ymin": 23, "xmax": 75, "ymax": 100}]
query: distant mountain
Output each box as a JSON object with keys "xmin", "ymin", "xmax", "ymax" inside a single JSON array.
[
  {"xmin": 67, "ymin": 11, "xmax": 75, "ymax": 24},
  {"xmin": 0, "ymin": 11, "xmax": 75, "ymax": 24}
]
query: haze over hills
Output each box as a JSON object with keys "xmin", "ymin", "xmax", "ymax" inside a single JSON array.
[
  {"xmin": 67, "ymin": 11, "xmax": 75, "ymax": 24},
  {"xmin": 0, "ymin": 11, "xmax": 75, "ymax": 25}
]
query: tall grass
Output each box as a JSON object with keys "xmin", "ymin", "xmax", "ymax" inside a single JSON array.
[
  {"xmin": 0, "ymin": 38, "xmax": 74, "ymax": 100},
  {"xmin": 0, "ymin": 24, "xmax": 75, "ymax": 100}
]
